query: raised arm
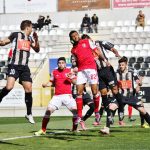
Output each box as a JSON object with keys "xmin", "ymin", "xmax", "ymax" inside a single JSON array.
[{"xmin": 31, "ymin": 32, "xmax": 40, "ymax": 52}]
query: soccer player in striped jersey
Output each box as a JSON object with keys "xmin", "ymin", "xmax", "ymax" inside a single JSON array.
[
  {"xmin": 81, "ymin": 34, "xmax": 124, "ymax": 134},
  {"xmin": 0, "ymin": 20, "xmax": 40, "ymax": 124}
]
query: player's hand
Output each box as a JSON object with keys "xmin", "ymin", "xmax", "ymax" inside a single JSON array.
[
  {"xmin": 42, "ymin": 83, "xmax": 47, "ymax": 88},
  {"xmin": 33, "ymin": 32, "xmax": 38, "ymax": 41},
  {"xmin": 73, "ymin": 67, "xmax": 78, "ymax": 73},
  {"xmin": 136, "ymin": 86, "xmax": 140, "ymax": 93},
  {"xmin": 105, "ymin": 60, "xmax": 111, "ymax": 67},
  {"xmin": 66, "ymin": 72, "xmax": 73, "ymax": 79}
]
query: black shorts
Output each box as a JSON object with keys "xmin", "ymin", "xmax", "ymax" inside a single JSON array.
[
  {"xmin": 73, "ymin": 93, "xmax": 93, "ymax": 106},
  {"xmin": 98, "ymin": 66, "xmax": 117, "ymax": 90},
  {"xmin": 7, "ymin": 64, "xmax": 32, "ymax": 83},
  {"xmin": 83, "ymin": 93, "xmax": 93, "ymax": 106},
  {"xmin": 122, "ymin": 96, "xmax": 142, "ymax": 107}
]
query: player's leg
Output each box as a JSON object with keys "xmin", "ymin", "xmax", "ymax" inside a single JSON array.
[
  {"xmin": 135, "ymin": 106, "xmax": 150, "ymax": 126},
  {"xmin": 0, "ymin": 65, "xmax": 18, "ymax": 102},
  {"xmin": 76, "ymin": 71, "xmax": 87, "ymax": 122},
  {"xmin": 22, "ymin": 81, "xmax": 35, "ymax": 124},
  {"xmin": 21, "ymin": 66, "xmax": 35, "ymax": 123},
  {"xmin": 35, "ymin": 96, "xmax": 61, "ymax": 136},
  {"xmin": 82, "ymin": 101, "xmax": 94, "ymax": 122},
  {"xmin": 128, "ymin": 105, "xmax": 136, "ymax": 122},
  {"xmin": 64, "ymin": 95, "xmax": 79, "ymax": 131}
]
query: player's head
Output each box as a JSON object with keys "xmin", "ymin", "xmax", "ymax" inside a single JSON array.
[
  {"xmin": 57, "ymin": 57, "xmax": 66, "ymax": 70},
  {"xmin": 69, "ymin": 30, "xmax": 80, "ymax": 46},
  {"xmin": 118, "ymin": 56, "xmax": 128, "ymax": 72},
  {"xmin": 20, "ymin": 20, "xmax": 33, "ymax": 35},
  {"xmin": 81, "ymin": 34, "xmax": 91, "ymax": 40}
]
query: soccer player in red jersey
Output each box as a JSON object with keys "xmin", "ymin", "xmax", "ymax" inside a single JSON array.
[
  {"xmin": 69, "ymin": 30, "xmax": 103, "ymax": 124},
  {"xmin": 35, "ymin": 57, "xmax": 78, "ymax": 136}
]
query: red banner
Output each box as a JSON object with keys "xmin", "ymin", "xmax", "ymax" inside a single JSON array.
[{"xmin": 114, "ymin": 0, "xmax": 150, "ymax": 8}]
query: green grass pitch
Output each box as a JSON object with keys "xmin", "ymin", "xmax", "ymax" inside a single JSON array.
[{"xmin": 0, "ymin": 116, "xmax": 150, "ymax": 150}]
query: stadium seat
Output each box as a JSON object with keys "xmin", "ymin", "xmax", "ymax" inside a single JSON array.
[
  {"xmin": 143, "ymin": 44, "xmax": 150, "ymax": 50},
  {"xmin": 121, "ymin": 27, "xmax": 128, "ymax": 32},
  {"xmin": 131, "ymin": 20, "xmax": 136, "ymax": 26},
  {"xmin": 0, "ymin": 61, "xmax": 5, "ymax": 67},
  {"xmin": 0, "ymin": 74, "xmax": 4, "ymax": 80},
  {"xmin": 128, "ymin": 26, "xmax": 136, "ymax": 32},
  {"xmin": 139, "ymin": 70, "xmax": 145, "ymax": 77},
  {"xmin": 134, "ymin": 44, "xmax": 142, "ymax": 50},
  {"xmin": 57, "ymin": 29, "xmax": 64, "ymax": 35},
  {"xmin": 1, "ymin": 67, "xmax": 8, "ymax": 73},
  {"xmin": 144, "ymin": 26, "xmax": 150, "ymax": 32},
  {"xmin": 1, "ymin": 25, "xmax": 8, "ymax": 31},
  {"xmin": 116, "ymin": 20, "xmax": 124, "ymax": 26},
  {"xmin": 146, "ymin": 20, "xmax": 150, "ymax": 25},
  {"xmin": 146, "ymin": 70, "xmax": 150, "ymax": 77},
  {"xmin": 129, "ymin": 57, "xmax": 136, "ymax": 64},
  {"xmin": 60, "ymin": 23, "xmax": 68, "ymax": 29},
  {"xmin": 132, "ymin": 50, "xmax": 140, "ymax": 57},
  {"xmin": 3, "ymin": 54, "xmax": 8, "ymax": 60},
  {"xmin": 113, "ymin": 27, "xmax": 121, "ymax": 33},
  {"xmin": 124, "ymin": 51, "xmax": 132, "ymax": 57},
  {"xmin": 8, "ymin": 25, "xmax": 16, "ymax": 31},
  {"xmin": 68, "ymin": 23, "xmax": 76, "ymax": 29},
  {"xmin": 119, "ymin": 45, "xmax": 127, "ymax": 51},
  {"xmin": 124, "ymin": 20, "xmax": 132, "ymax": 26},
  {"xmin": 49, "ymin": 30, "xmax": 57, "ymax": 35},
  {"xmin": 127, "ymin": 45, "xmax": 134, "ymax": 51},
  {"xmin": 140, "ymin": 50, "xmax": 148, "ymax": 57},
  {"xmin": 41, "ymin": 30, "xmax": 48, "ymax": 36},
  {"xmin": 107, "ymin": 21, "xmax": 115, "ymax": 27},
  {"xmin": 145, "ymin": 57, "xmax": 150, "ymax": 63},
  {"xmin": 136, "ymin": 27, "xmax": 143, "ymax": 32},
  {"xmin": 33, "ymin": 53, "xmax": 42, "ymax": 60},
  {"xmin": 4, "ymin": 31, "xmax": 11, "ymax": 37},
  {"xmin": 99, "ymin": 21, "xmax": 107, "ymax": 28},
  {"xmin": 137, "ymin": 57, "xmax": 144, "ymax": 63},
  {"xmin": 128, "ymin": 63, "xmax": 133, "ymax": 68},
  {"xmin": 0, "ymin": 31, "xmax": 4, "ymax": 37},
  {"xmin": 134, "ymin": 63, "xmax": 141, "ymax": 70},
  {"xmin": 0, "ymin": 49, "xmax": 6, "ymax": 55},
  {"xmin": 141, "ymin": 63, "xmax": 149, "ymax": 70}
]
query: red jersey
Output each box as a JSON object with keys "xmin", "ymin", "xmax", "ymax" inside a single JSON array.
[
  {"xmin": 71, "ymin": 39, "xmax": 97, "ymax": 71},
  {"xmin": 50, "ymin": 68, "xmax": 72, "ymax": 95}
]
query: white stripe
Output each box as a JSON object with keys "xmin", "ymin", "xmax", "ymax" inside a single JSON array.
[{"xmin": 0, "ymin": 124, "xmax": 139, "ymax": 141}]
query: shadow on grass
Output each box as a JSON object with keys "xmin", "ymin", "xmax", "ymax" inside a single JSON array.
[{"xmin": 0, "ymin": 141, "xmax": 25, "ymax": 146}]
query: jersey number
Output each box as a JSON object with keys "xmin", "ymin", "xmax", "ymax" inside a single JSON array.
[{"xmin": 10, "ymin": 69, "xmax": 15, "ymax": 75}]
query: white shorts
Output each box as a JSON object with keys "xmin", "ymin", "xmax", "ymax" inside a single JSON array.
[
  {"xmin": 48, "ymin": 94, "xmax": 76, "ymax": 110},
  {"xmin": 76, "ymin": 69, "xmax": 98, "ymax": 85}
]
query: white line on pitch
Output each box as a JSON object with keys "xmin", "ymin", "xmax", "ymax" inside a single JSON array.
[{"xmin": 0, "ymin": 124, "xmax": 139, "ymax": 141}]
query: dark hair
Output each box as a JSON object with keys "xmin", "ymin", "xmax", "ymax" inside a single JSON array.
[
  {"xmin": 81, "ymin": 34, "xmax": 90, "ymax": 39},
  {"xmin": 20, "ymin": 20, "xmax": 32, "ymax": 30},
  {"xmin": 57, "ymin": 57, "xmax": 66, "ymax": 63},
  {"xmin": 69, "ymin": 30, "xmax": 78, "ymax": 39},
  {"xmin": 118, "ymin": 56, "xmax": 128, "ymax": 63}
]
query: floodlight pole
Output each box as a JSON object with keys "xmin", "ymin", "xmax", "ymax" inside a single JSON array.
[{"xmin": 3, "ymin": 0, "xmax": 6, "ymax": 14}]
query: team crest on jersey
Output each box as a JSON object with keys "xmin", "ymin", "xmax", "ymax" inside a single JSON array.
[{"xmin": 82, "ymin": 43, "xmax": 86, "ymax": 48}]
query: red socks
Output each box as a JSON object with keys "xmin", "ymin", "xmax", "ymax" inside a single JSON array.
[
  {"xmin": 76, "ymin": 97, "xmax": 83, "ymax": 118},
  {"xmin": 94, "ymin": 95, "xmax": 100, "ymax": 113},
  {"xmin": 128, "ymin": 105, "xmax": 132, "ymax": 118},
  {"xmin": 42, "ymin": 117, "xmax": 50, "ymax": 132}
]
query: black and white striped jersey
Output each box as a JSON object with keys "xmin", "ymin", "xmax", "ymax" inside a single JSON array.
[
  {"xmin": 116, "ymin": 67, "xmax": 139, "ymax": 97},
  {"xmin": 95, "ymin": 40, "xmax": 114, "ymax": 69},
  {"xmin": 8, "ymin": 32, "xmax": 33, "ymax": 66}
]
